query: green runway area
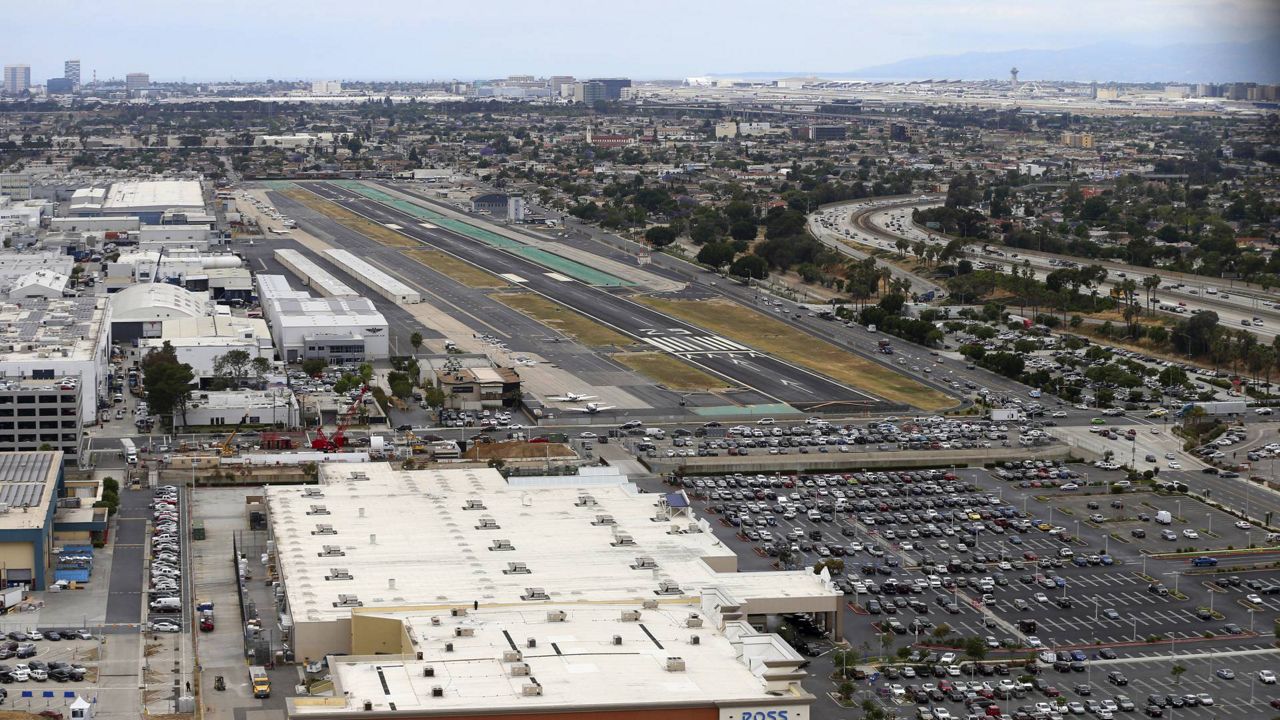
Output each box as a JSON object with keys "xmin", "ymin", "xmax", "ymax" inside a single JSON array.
[
  {"xmin": 259, "ymin": 180, "xmax": 297, "ymax": 190},
  {"xmin": 325, "ymin": 181, "xmax": 631, "ymax": 287}
]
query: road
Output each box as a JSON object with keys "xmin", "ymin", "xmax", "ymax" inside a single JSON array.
[{"xmin": 295, "ymin": 181, "xmax": 882, "ymax": 412}]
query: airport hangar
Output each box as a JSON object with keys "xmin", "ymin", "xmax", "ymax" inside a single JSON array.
[{"xmin": 269, "ymin": 463, "xmax": 837, "ymax": 719}]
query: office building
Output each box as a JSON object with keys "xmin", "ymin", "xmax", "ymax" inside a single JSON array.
[
  {"xmin": 0, "ymin": 452, "xmax": 64, "ymax": 589},
  {"xmin": 3, "ymin": 65, "xmax": 31, "ymax": 95},
  {"xmin": 0, "ymin": 380, "xmax": 84, "ymax": 462},
  {"xmin": 125, "ymin": 72, "xmax": 149, "ymax": 95},
  {"xmin": 180, "ymin": 389, "xmax": 299, "ymax": 429},
  {"xmin": 805, "ymin": 125, "xmax": 846, "ymax": 141},
  {"xmin": 95, "ymin": 180, "xmax": 205, "ymax": 224},
  {"xmin": 0, "ymin": 173, "xmax": 33, "ymax": 202},
  {"xmin": 469, "ymin": 193, "xmax": 524, "ymax": 222},
  {"xmin": 587, "ymin": 77, "xmax": 632, "ymax": 100},
  {"xmin": 311, "ymin": 80, "xmax": 342, "ymax": 95},
  {"xmin": 572, "ymin": 81, "xmax": 608, "ymax": 105},
  {"xmin": 64, "ymin": 60, "xmax": 80, "ymax": 87},
  {"xmin": 890, "ymin": 123, "xmax": 910, "ymax": 142},
  {"xmin": 273, "ymin": 464, "xmax": 826, "ymax": 719},
  {"xmin": 46, "ymin": 78, "xmax": 74, "ymax": 95},
  {"xmin": 0, "ymin": 294, "xmax": 111, "ymax": 425},
  {"xmin": 548, "ymin": 75, "xmax": 574, "ymax": 95},
  {"xmin": 1061, "ymin": 132, "xmax": 1095, "ymax": 149}
]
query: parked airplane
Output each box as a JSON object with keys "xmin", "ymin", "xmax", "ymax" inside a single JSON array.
[
  {"xmin": 549, "ymin": 392, "xmax": 597, "ymax": 402},
  {"xmin": 566, "ymin": 402, "xmax": 615, "ymax": 414}
]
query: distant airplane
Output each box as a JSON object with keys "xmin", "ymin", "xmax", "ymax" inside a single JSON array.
[
  {"xmin": 269, "ymin": 228, "xmax": 291, "ymax": 235},
  {"xmin": 548, "ymin": 392, "xmax": 597, "ymax": 402},
  {"xmin": 565, "ymin": 402, "xmax": 615, "ymax": 414}
]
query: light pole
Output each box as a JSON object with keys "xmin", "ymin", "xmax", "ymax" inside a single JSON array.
[
  {"xmin": 1130, "ymin": 616, "xmax": 1137, "ymax": 642},
  {"xmin": 1093, "ymin": 596, "xmax": 1099, "ymax": 622},
  {"xmin": 1248, "ymin": 609, "xmax": 1255, "ymax": 633},
  {"xmin": 1176, "ymin": 499, "xmax": 1182, "ymax": 521},
  {"xmin": 1206, "ymin": 512, "xmax": 1212, "ymax": 535}
]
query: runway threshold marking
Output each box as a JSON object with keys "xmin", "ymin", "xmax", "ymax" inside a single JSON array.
[
  {"xmin": 643, "ymin": 336, "xmax": 751, "ymax": 353},
  {"xmin": 384, "ymin": 223, "xmax": 403, "ymax": 230},
  {"xmin": 499, "ymin": 273, "xmax": 527, "ymax": 283},
  {"xmin": 545, "ymin": 272, "xmax": 574, "ymax": 282}
]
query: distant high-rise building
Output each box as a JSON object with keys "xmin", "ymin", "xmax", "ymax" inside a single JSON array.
[
  {"xmin": 805, "ymin": 125, "xmax": 847, "ymax": 141},
  {"xmin": 889, "ymin": 123, "xmax": 910, "ymax": 142},
  {"xmin": 585, "ymin": 77, "xmax": 631, "ymax": 101},
  {"xmin": 3, "ymin": 65, "xmax": 31, "ymax": 95},
  {"xmin": 549, "ymin": 75, "xmax": 575, "ymax": 95},
  {"xmin": 46, "ymin": 77, "xmax": 74, "ymax": 95},
  {"xmin": 311, "ymin": 80, "xmax": 342, "ymax": 95},
  {"xmin": 573, "ymin": 81, "xmax": 608, "ymax": 105},
  {"xmin": 64, "ymin": 59, "xmax": 81, "ymax": 87},
  {"xmin": 1060, "ymin": 132, "xmax": 1094, "ymax": 149},
  {"xmin": 125, "ymin": 72, "xmax": 150, "ymax": 95}
]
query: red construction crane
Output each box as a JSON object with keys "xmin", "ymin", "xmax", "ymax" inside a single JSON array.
[{"xmin": 311, "ymin": 386, "xmax": 367, "ymax": 452}]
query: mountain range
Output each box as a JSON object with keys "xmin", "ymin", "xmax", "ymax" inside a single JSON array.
[{"xmin": 725, "ymin": 37, "xmax": 1280, "ymax": 84}]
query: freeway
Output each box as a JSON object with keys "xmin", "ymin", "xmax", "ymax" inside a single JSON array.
[
  {"xmin": 296, "ymin": 181, "xmax": 883, "ymax": 412},
  {"xmin": 817, "ymin": 196, "xmax": 1280, "ymax": 339}
]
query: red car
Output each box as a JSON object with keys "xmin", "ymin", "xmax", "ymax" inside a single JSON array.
[
  {"xmin": 1024, "ymin": 551, "xmax": 1038, "ymax": 561},
  {"xmin": 200, "ymin": 618, "xmax": 214, "ymax": 632}
]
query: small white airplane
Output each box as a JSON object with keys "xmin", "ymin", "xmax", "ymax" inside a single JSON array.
[
  {"xmin": 549, "ymin": 392, "xmax": 597, "ymax": 402},
  {"xmin": 566, "ymin": 402, "xmax": 615, "ymax": 414}
]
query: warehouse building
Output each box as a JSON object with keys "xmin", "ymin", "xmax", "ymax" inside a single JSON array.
[
  {"xmin": 0, "ymin": 452, "xmax": 63, "ymax": 589},
  {"xmin": 274, "ymin": 249, "xmax": 358, "ymax": 298},
  {"xmin": 0, "ymin": 295, "xmax": 111, "ymax": 425},
  {"xmin": 108, "ymin": 283, "xmax": 213, "ymax": 344},
  {"xmin": 257, "ymin": 275, "xmax": 389, "ymax": 363},
  {"xmin": 101, "ymin": 180, "xmax": 205, "ymax": 224},
  {"xmin": 321, "ymin": 250, "xmax": 421, "ymax": 304},
  {"xmin": 183, "ymin": 389, "xmax": 299, "ymax": 429},
  {"xmin": 137, "ymin": 314, "xmax": 273, "ymax": 380},
  {"xmin": 266, "ymin": 463, "xmax": 839, "ymax": 666}
]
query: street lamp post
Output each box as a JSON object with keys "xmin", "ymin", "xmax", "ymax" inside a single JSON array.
[
  {"xmin": 1130, "ymin": 616, "xmax": 1137, "ymax": 642},
  {"xmin": 1206, "ymin": 512, "xmax": 1212, "ymax": 535}
]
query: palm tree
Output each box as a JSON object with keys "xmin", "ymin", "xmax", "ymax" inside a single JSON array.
[
  {"xmin": 1171, "ymin": 664, "xmax": 1187, "ymax": 685},
  {"xmin": 1142, "ymin": 274, "xmax": 1161, "ymax": 311}
]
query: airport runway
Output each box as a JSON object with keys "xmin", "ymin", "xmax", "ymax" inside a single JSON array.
[{"xmin": 294, "ymin": 181, "xmax": 884, "ymax": 411}]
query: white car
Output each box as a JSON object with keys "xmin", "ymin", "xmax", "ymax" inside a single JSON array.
[
  {"xmin": 1167, "ymin": 461, "xmax": 1182, "ymax": 469},
  {"xmin": 149, "ymin": 621, "xmax": 181, "ymax": 633},
  {"xmin": 1246, "ymin": 594, "xmax": 1263, "ymax": 604},
  {"xmin": 1235, "ymin": 521, "xmax": 1252, "ymax": 530},
  {"xmin": 1183, "ymin": 529, "xmax": 1199, "ymax": 539},
  {"xmin": 1259, "ymin": 670, "xmax": 1277, "ymax": 684}
]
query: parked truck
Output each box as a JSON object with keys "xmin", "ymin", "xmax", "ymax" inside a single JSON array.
[
  {"xmin": 1178, "ymin": 401, "xmax": 1247, "ymax": 418},
  {"xmin": 877, "ymin": 339, "xmax": 894, "ymax": 355},
  {"xmin": 989, "ymin": 409, "xmax": 1025, "ymax": 422},
  {"xmin": 250, "ymin": 666, "xmax": 271, "ymax": 698}
]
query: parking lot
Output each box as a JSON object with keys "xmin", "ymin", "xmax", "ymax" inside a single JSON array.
[{"xmin": 643, "ymin": 457, "xmax": 1280, "ymax": 718}]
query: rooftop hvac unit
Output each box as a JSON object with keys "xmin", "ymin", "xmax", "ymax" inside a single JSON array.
[
  {"xmin": 620, "ymin": 610, "xmax": 641, "ymax": 622},
  {"xmin": 444, "ymin": 642, "xmax": 454, "ymax": 652},
  {"xmin": 311, "ymin": 524, "xmax": 336, "ymax": 535},
  {"xmin": 632, "ymin": 557, "xmax": 657, "ymax": 569},
  {"xmin": 691, "ymin": 635, "xmax": 701, "ymax": 645},
  {"xmin": 325, "ymin": 568, "xmax": 352, "ymax": 581},
  {"xmin": 509, "ymin": 662, "xmax": 530, "ymax": 677},
  {"xmin": 476, "ymin": 517, "xmax": 500, "ymax": 530},
  {"xmin": 490, "ymin": 539, "xmax": 514, "ymax": 551},
  {"xmin": 348, "ymin": 471, "xmax": 369, "ymax": 481},
  {"xmin": 611, "ymin": 532, "xmax": 634, "ymax": 547},
  {"xmin": 641, "ymin": 599, "xmax": 659, "ymax": 610},
  {"xmin": 430, "ymin": 617, "xmax": 441, "ymax": 625},
  {"xmin": 423, "ymin": 666, "xmax": 434, "ymax": 677},
  {"xmin": 653, "ymin": 511, "xmax": 669, "ymax": 522},
  {"xmin": 303, "ymin": 488, "xmax": 324, "ymax": 498},
  {"xmin": 612, "ymin": 634, "xmax": 622, "ymax": 645},
  {"xmin": 665, "ymin": 657, "xmax": 686, "ymax": 672},
  {"xmin": 463, "ymin": 498, "xmax": 486, "ymax": 510},
  {"xmin": 450, "ymin": 608, "xmax": 468, "ymax": 617},
  {"xmin": 546, "ymin": 610, "xmax": 566, "ymax": 622},
  {"xmin": 318, "ymin": 545, "xmax": 345, "ymax": 557},
  {"xmin": 657, "ymin": 580, "xmax": 683, "ymax": 595},
  {"xmin": 505, "ymin": 562, "xmax": 530, "ymax": 575},
  {"xmin": 454, "ymin": 627, "xmax": 474, "ymax": 637},
  {"xmin": 575, "ymin": 494, "xmax": 597, "ymax": 507},
  {"xmin": 527, "ymin": 637, "xmax": 537, "ymax": 648},
  {"xmin": 685, "ymin": 613, "xmax": 703, "ymax": 628},
  {"xmin": 522, "ymin": 587, "xmax": 548, "ymax": 601},
  {"xmin": 686, "ymin": 522, "xmax": 702, "ymax": 534},
  {"xmin": 306, "ymin": 504, "xmax": 329, "ymax": 516},
  {"xmin": 333, "ymin": 594, "xmax": 362, "ymax": 608},
  {"xmin": 431, "ymin": 686, "xmax": 443, "ymax": 698},
  {"xmin": 521, "ymin": 682, "xmax": 543, "ymax": 697},
  {"xmin": 502, "ymin": 650, "xmax": 522, "ymax": 663},
  {"xmin": 593, "ymin": 514, "xmax": 615, "ymax": 526}
]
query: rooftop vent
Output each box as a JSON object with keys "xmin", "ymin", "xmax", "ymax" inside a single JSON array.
[
  {"xmin": 521, "ymin": 681, "xmax": 543, "ymax": 697},
  {"xmin": 632, "ymin": 556, "xmax": 657, "ymax": 570},
  {"xmin": 657, "ymin": 580, "xmax": 683, "ymax": 595},
  {"xmin": 620, "ymin": 610, "xmax": 641, "ymax": 622},
  {"xmin": 509, "ymin": 662, "xmax": 530, "ymax": 677},
  {"xmin": 592, "ymin": 514, "xmax": 615, "ymax": 526},
  {"xmin": 325, "ymin": 568, "xmax": 352, "ymax": 581},
  {"xmin": 611, "ymin": 532, "xmax": 635, "ymax": 547},
  {"xmin": 311, "ymin": 524, "xmax": 336, "ymax": 535},
  {"xmin": 476, "ymin": 516, "xmax": 500, "ymax": 530},
  {"xmin": 431, "ymin": 686, "xmax": 443, "ymax": 698},
  {"xmin": 307, "ymin": 505, "xmax": 330, "ymax": 516},
  {"xmin": 502, "ymin": 650, "xmax": 523, "ymax": 663},
  {"xmin": 454, "ymin": 627, "xmax": 475, "ymax": 638},
  {"xmin": 653, "ymin": 510, "xmax": 670, "ymax": 522},
  {"xmin": 612, "ymin": 634, "xmax": 623, "ymax": 645},
  {"xmin": 463, "ymin": 499, "xmax": 486, "ymax": 510},
  {"xmin": 665, "ymin": 657, "xmax": 686, "ymax": 672},
  {"xmin": 685, "ymin": 613, "xmax": 703, "ymax": 628},
  {"xmin": 333, "ymin": 594, "xmax": 362, "ymax": 608},
  {"xmin": 348, "ymin": 471, "xmax": 369, "ymax": 481},
  {"xmin": 691, "ymin": 634, "xmax": 701, "ymax": 645},
  {"xmin": 641, "ymin": 599, "xmax": 659, "ymax": 609},
  {"xmin": 546, "ymin": 610, "xmax": 566, "ymax": 623},
  {"xmin": 423, "ymin": 666, "xmax": 435, "ymax": 677},
  {"xmin": 521, "ymin": 587, "xmax": 549, "ymax": 601},
  {"xmin": 303, "ymin": 488, "xmax": 324, "ymax": 498},
  {"xmin": 318, "ymin": 545, "xmax": 345, "ymax": 558},
  {"xmin": 490, "ymin": 539, "xmax": 514, "ymax": 551},
  {"xmin": 450, "ymin": 608, "xmax": 468, "ymax": 617},
  {"xmin": 575, "ymin": 494, "xmax": 597, "ymax": 507},
  {"xmin": 504, "ymin": 561, "xmax": 530, "ymax": 575}
]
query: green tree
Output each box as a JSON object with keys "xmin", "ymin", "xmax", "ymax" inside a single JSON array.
[
  {"xmin": 1171, "ymin": 664, "xmax": 1186, "ymax": 685},
  {"xmin": 410, "ymin": 332, "xmax": 424, "ymax": 351},
  {"xmin": 142, "ymin": 342, "xmax": 194, "ymax": 425},
  {"xmin": 302, "ymin": 359, "xmax": 327, "ymax": 376},
  {"xmin": 644, "ymin": 225, "xmax": 678, "ymax": 247},
  {"xmin": 963, "ymin": 635, "xmax": 988, "ymax": 661},
  {"xmin": 212, "ymin": 349, "xmax": 253, "ymax": 389},
  {"xmin": 696, "ymin": 242, "xmax": 736, "ymax": 268},
  {"xmin": 729, "ymin": 254, "xmax": 769, "ymax": 280}
]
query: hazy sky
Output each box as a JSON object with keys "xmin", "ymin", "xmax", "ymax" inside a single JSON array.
[{"xmin": 8, "ymin": 0, "xmax": 1278, "ymax": 82}]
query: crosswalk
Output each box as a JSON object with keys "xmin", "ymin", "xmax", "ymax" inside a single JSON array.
[{"xmin": 643, "ymin": 335, "xmax": 752, "ymax": 354}]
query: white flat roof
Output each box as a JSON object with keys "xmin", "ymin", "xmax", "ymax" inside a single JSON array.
[
  {"xmin": 268, "ymin": 465, "xmax": 835, "ymax": 626},
  {"xmin": 301, "ymin": 608, "xmax": 809, "ymax": 716},
  {"xmin": 322, "ymin": 249, "xmax": 420, "ymax": 300},
  {"xmin": 103, "ymin": 180, "xmax": 204, "ymax": 212},
  {"xmin": 274, "ymin": 249, "xmax": 358, "ymax": 297}
]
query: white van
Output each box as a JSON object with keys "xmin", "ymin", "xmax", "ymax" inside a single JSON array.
[
  {"xmin": 150, "ymin": 597, "xmax": 181, "ymax": 612},
  {"xmin": 646, "ymin": 428, "xmax": 665, "ymax": 440}
]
